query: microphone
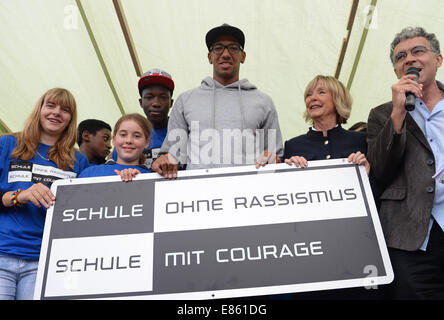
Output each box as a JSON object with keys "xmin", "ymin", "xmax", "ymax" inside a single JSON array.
[{"xmin": 405, "ymin": 67, "xmax": 419, "ymax": 111}]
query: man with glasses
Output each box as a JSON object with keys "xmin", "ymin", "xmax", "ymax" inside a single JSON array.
[
  {"xmin": 367, "ymin": 27, "xmax": 444, "ymax": 299},
  {"xmin": 153, "ymin": 24, "xmax": 283, "ymax": 178}
]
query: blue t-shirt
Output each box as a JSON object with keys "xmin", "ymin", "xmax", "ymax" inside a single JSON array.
[
  {"xmin": 78, "ymin": 162, "xmax": 150, "ymax": 178},
  {"xmin": 0, "ymin": 135, "xmax": 89, "ymax": 260},
  {"xmin": 111, "ymin": 127, "xmax": 167, "ymax": 169}
]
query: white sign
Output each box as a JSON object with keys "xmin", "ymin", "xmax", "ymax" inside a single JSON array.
[{"xmin": 34, "ymin": 159, "xmax": 393, "ymax": 300}]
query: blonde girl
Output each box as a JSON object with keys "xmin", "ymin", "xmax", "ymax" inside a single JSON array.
[{"xmin": 0, "ymin": 88, "xmax": 89, "ymax": 300}]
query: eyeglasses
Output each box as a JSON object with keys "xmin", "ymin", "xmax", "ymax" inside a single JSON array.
[
  {"xmin": 393, "ymin": 45, "xmax": 436, "ymax": 64},
  {"xmin": 210, "ymin": 44, "xmax": 243, "ymax": 55}
]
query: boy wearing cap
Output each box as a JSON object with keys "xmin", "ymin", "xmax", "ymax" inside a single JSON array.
[
  {"xmin": 112, "ymin": 69, "xmax": 174, "ymax": 169},
  {"xmin": 153, "ymin": 24, "xmax": 283, "ymax": 178}
]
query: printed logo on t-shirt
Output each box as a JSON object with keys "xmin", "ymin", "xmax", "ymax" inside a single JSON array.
[{"xmin": 8, "ymin": 161, "xmax": 77, "ymax": 186}]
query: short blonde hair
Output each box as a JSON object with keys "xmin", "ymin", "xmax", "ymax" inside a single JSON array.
[{"xmin": 303, "ymin": 75, "xmax": 352, "ymax": 125}]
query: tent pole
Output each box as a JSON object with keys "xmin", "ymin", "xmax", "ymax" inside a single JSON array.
[
  {"xmin": 0, "ymin": 120, "xmax": 11, "ymax": 135},
  {"xmin": 335, "ymin": 0, "xmax": 359, "ymax": 79},
  {"xmin": 113, "ymin": 0, "xmax": 142, "ymax": 77},
  {"xmin": 346, "ymin": 0, "xmax": 378, "ymax": 90},
  {"xmin": 75, "ymin": 0, "xmax": 126, "ymax": 115}
]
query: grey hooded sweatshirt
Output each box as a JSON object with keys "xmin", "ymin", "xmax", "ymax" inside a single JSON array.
[{"xmin": 159, "ymin": 77, "xmax": 283, "ymax": 170}]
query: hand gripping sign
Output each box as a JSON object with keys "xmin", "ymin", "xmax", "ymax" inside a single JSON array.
[{"xmin": 34, "ymin": 159, "xmax": 393, "ymax": 299}]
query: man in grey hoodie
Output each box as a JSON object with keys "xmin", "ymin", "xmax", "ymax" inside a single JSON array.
[{"xmin": 152, "ymin": 24, "xmax": 283, "ymax": 178}]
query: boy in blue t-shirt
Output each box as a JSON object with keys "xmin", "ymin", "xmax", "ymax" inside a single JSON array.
[{"xmin": 112, "ymin": 68, "xmax": 174, "ymax": 169}]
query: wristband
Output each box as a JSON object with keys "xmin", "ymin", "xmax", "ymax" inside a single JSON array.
[{"xmin": 11, "ymin": 189, "xmax": 23, "ymax": 206}]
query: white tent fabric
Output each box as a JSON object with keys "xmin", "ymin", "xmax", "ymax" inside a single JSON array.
[{"xmin": 1, "ymin": 0, "xmax": 443, "ymax": 144}]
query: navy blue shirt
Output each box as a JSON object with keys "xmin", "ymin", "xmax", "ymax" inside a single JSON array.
[{"xmin": 283, "ymin": 125, "xmax": 367, "ymax": 161}]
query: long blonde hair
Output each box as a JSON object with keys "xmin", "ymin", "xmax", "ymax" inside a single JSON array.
[
  {"xmin": 11, "ymin": 88, "xmax": 78, "ymax": 171},
  {"xmin": 303, "ymin": 75, "xmax": 352, "ymax": 125},
  {"xmin": 113, "ymin": 113, "xmax": 152, "ymax": 165}
]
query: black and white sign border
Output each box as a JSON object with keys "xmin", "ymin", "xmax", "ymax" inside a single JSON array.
[{"xmin": 34, "ymin": 159, "xmax": 393, "ymax": 300}]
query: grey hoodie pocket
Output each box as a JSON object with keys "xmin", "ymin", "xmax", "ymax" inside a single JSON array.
[{"xmin": 380, "ymin": 187, "xmax": 406, "ymax": 200}]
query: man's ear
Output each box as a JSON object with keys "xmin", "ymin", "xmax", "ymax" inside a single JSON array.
[
  {"xmin": 169, "ymin": 99, "xmax": 174, "ymax": 109},
  {"xmin": 240, "ymin": 51, "xmax": 246, "ymax": 64},
  {"xmin": 82, "ymin": 130, "xmax": 91, "ymax": 142},
  {"xmin": 208, "ymin": 52, "xmax": 213, "ymax": 64},
  {"xmin": 435, "ymin": 53, "xmax": 443, "ymax": 69}
]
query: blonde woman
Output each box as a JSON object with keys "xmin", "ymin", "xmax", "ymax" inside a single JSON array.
[
  {"xmin": 0, "ymin": 88, "xmax": 89, "ymax": 299},
  {"xmin": 283, "ymin": 75, "xmax": 370, "ymax": 174},
  {"xmin": 280, "ymin": 76, "xmax": 382, "ymax": 300}
]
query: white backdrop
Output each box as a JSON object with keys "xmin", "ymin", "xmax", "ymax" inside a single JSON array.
[{"xmin": 1, "ymin": 0, "xmax": 443, "ymax": 143}]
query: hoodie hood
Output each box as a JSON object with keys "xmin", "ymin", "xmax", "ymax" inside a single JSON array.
[
  {"xmin": 199, "ymin": 77, "xmax": 255, "ymax": 139},
  {"xmin": 200, "ymin": 76, "xmax": 257, "ymax": 90}
]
